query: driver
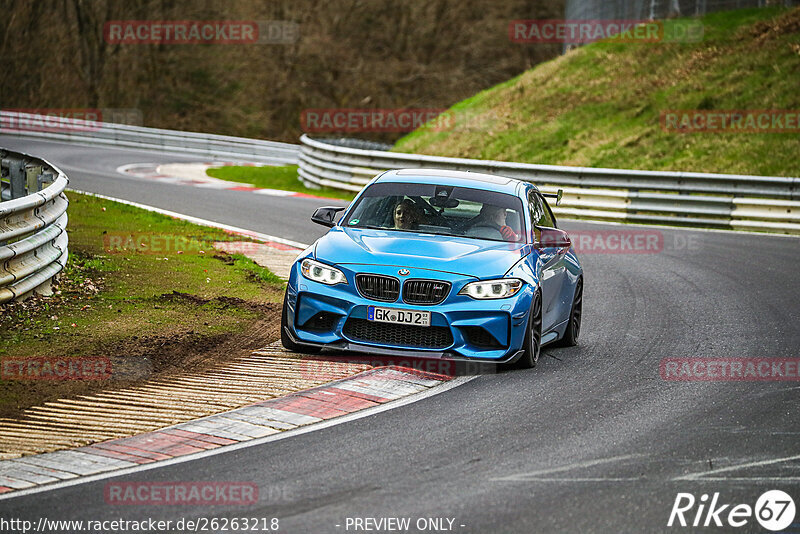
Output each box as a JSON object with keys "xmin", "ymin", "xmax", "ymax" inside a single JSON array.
[
  {"xmin": 393, "ymin": 199, "xmax": 422, "ymax": 230},
  {"xmin": 469, "ymin": 204, "xmax": 520, "ymax": 242}
]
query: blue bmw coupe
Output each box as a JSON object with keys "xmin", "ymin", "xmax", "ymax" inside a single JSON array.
[{"xmin": 281, "ymin": 169, "xmax": 583, "ymax": 368}]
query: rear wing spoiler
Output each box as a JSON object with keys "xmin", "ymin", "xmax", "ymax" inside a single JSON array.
[{"xmin": 542, "ymin": 189, "xmax": 563, "ymax": 206}]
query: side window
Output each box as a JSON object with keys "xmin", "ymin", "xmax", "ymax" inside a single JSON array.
[
  {"xmin": 539, "ymin": 193, "xmax": 557, "ymax": 228},
  {"xmin": 528, "ymin": 191, "xmax": 556, "ymax": 228}
]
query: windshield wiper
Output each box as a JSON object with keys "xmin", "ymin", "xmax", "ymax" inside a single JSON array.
[{"xmin": 349, "ymin": 224, "xmax": 387, "ymax": 230}]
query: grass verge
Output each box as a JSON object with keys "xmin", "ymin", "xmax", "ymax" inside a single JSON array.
[
  {"xmin": 394, "ymin": 7, "xmax": 800, "ymax": 177},
  {"xmin": 206, "ymin": 164, "xmax": 356, "ymax": 201},
  {"xmin": 0, "ymin": 192, "xmax": 286, "ymax": 418}
]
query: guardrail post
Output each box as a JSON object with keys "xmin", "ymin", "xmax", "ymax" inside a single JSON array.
[
  {"xmin": 33, "ymin": 276, "xmax": 56, "ymax": 297},
  {"xmin": 38, "ymin": 172, "xmax": 54, "ymax": 190},
  {"xmin": 8, "ymin": 158, "xmax": 25, "ymax": 199},
  {"xmin": 26, "ymin": 164, "xmax": 42, "ymax": 193}
]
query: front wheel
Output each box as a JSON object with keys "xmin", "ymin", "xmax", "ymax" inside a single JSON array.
[
  {"xmin": 280, "ymin": 288, "xmax": 321, "ymax": 354},
  {"xmin": 515, "ymin": 290, "xmax": 542, "ymax": 369}
]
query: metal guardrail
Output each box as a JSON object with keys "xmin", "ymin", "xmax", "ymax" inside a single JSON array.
[
  {"xmin": 299, "ymin": 135, "xmax": 800, "ymax": 234},
  {"xmin": 0, "ymin": 148, "xmax": 69, "ymax": 303},
  {"xmin": 0, "ymin": 111, "xmax": 299, "ymax": 165},
  {"xmin": 565, "ymin": 0, "xmax": 793, "ymax": 22}
]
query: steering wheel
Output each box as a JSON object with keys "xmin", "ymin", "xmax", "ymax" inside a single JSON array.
[
  {"xmin": 466, "ymin": 223, "xmax": 504, "ymax": 239},
  {"xmin": 419, "ymin": 200, "xmax": 450, "ymax": 226}
]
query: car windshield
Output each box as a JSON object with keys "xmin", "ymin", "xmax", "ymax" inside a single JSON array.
[{"xmin": 343, "ymin": 182, "xmax": 526, "ymax": 243}]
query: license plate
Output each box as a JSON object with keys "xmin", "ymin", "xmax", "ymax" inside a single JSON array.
[{"xmin": 368, "ymin": 306, "xmax": 431, "ymax": 327}]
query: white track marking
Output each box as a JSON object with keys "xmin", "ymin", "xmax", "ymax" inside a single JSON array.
[
  {"xmin": 673, "ymin": 453, "xmax": 800, "ymax": 481},
  {"xmin": 491, "ymin": 454, "xmax": 644, "ymax": 482},
  {"xmin": 493, "ymin": 477, "xmax": 645, "ymax": 483},
  {"xmin": 673, "ymin": 477, "xmax": 800, "ymax": 484},
  {"xmin": 252, "ymin": 188, "xmax": 300, "ymax": 196}
]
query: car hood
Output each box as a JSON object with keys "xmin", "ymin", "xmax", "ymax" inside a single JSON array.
[{"xmin": 315, "ymin": 227, "xmax": 528, "ymax": 277}]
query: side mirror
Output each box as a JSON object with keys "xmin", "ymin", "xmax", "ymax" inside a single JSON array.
[
  {"xmin": 535, "ymin": 227, "xmax": 571, "ymax": 251},
  {"xmin": 542, "ymin": 189, "xmax": 564, "ymax": 206},
  {"xmin": 311, "ymin": 206, "xmax": 346, "ymax": 228}
]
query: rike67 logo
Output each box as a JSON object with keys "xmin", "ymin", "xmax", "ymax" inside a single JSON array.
[{"xmin": 668, "ymin": 490, "xmax": 796, "ymax": 531}]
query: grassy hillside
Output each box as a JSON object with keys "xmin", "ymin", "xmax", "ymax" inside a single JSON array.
[{"xmin": 394, "ymin": 7, "xmax": 800, "ymax": 177}]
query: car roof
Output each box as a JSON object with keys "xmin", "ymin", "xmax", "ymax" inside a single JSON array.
[{"xmin": 374, "ymin": 168, "xmax": 529, "ymax": 196}]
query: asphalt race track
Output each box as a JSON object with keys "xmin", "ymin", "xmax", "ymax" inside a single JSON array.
[{"xmin": 2, "ymin": 134, "xmax": 799, "ymax": 533}]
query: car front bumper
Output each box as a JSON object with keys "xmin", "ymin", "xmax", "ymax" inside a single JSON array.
[{"xmin": 285, "ymin": 261, "xmax": 534, "ymax": 362}]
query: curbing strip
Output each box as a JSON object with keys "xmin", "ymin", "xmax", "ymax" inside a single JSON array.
[
  {"xmin": 117, "ymin": 162, "xmax": 343, "ymax": 203},
  {"xmin": 0, "ymin": 366, "xmax": 453, "ymax": 496}
]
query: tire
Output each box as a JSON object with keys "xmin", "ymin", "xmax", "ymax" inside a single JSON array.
[
  {"xmin": 554, "ymin": 277, "xmax": 582, "ymax": 348},
  {"xmin": 515, "ymin": 289, "xmax": 542, "ymax": 369},
  {"xmin": 280, "ymin": 288, "xmax": 321, "ymax": 354}
]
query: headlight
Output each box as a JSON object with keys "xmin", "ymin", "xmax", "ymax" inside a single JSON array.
[
  {"xmin": 301, "ymin": 258, "xmax": 347, "ymax": 285},
  {"xmin": 459, "ymin": 278, "xmax": 523, "ymax": 299}
]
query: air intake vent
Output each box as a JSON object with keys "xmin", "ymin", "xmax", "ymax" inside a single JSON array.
[
  {"xmin": 300, "ymin": 312, "xmax": 339, "ymax": 333},
  {"xmin": 402, "ymin": 279, "xmax": 451, "ymax": 305},
  {"xmin": 343, "ymin": 319, "xmax": 453, "ymax": 349},
  {"xmin": 462, "ymin": 326, "xmax": 504, "ymax": 349},
  {"xmin": 356, "ymin": 274, "xmax": 400, "ymax": 302}
]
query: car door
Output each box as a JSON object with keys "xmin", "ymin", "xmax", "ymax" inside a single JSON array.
[{"xmin": 528, "ymin": 190, "xmax": 568, "ymax": 333}]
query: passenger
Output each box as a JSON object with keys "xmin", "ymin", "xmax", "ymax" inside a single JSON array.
[
  {"xmin": 469, "ymin": 204, "xmax": 520, "ymax": 242},
  {"xmin": 393, "ymin": 199, "xmax": 422, "ymax": 230}
]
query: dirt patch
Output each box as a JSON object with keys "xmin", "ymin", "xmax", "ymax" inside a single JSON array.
[
  {"xmin": 159, "ymin": 290, "xmax": 277, "ymax": 315},
  {"xmin": 0, "ymin": 293, "xmax": 281, "ymax": 419},
  {"xmin": 750, "ymin": 7, "xmax": 800, "ymax": 43},
  {"xmin": 213, "ymin": 252, "xmax": 235, "ymax": 265},
  {"xmin": 148, "ymin": 291, "xmax": 280, "ymax": 373}
]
